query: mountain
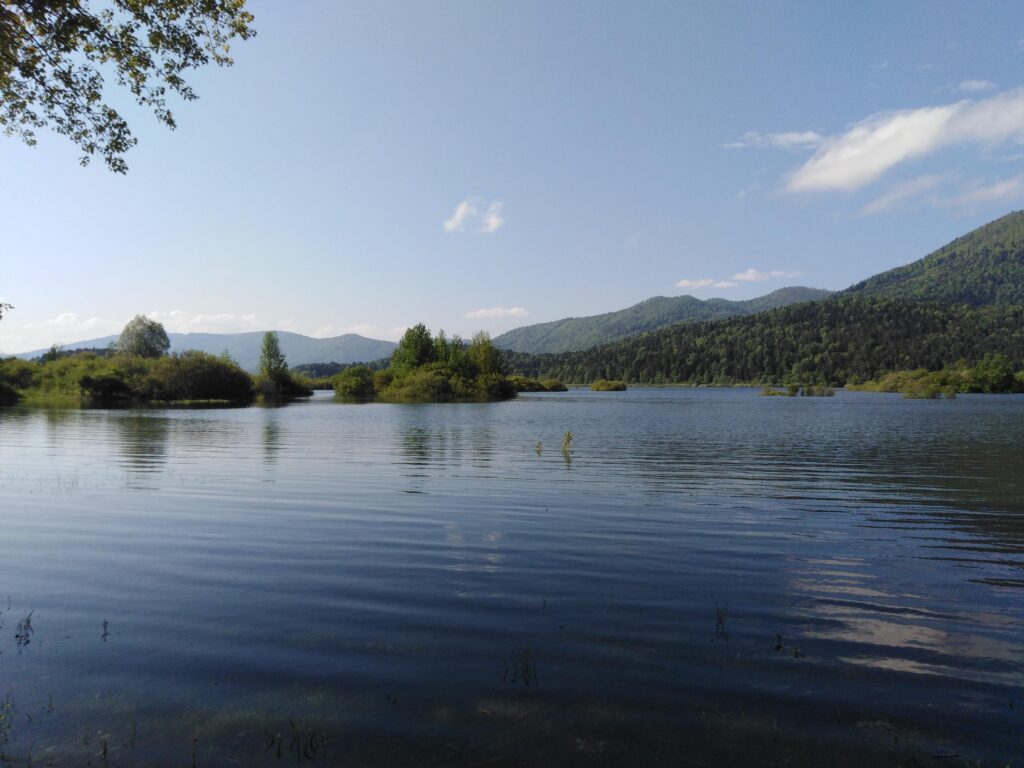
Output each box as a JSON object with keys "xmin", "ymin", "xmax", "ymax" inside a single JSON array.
[
  {"xmin": 508, "ymin": 212, "xmax": 1024, "ymax": 385},
  {"xmin": 492, "ymin": 286, "xmax": 831, "ymax": 354},
  {"xmin": 843, "ymin": 209, "xmax": 1024, "ymax": 305},
  {"xmin": 14, "ymin": 331, "xmax": 397, "ymax": 372}
]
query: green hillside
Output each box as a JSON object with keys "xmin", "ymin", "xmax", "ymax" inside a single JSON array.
[
  {"xmin": 493, "ymin": 286, "xmax": 830, "ymax": 354},
  {"xmin": 843, "ymin": 210, "xmax": 1024, "ymax": 305},
  {"xmin": 507, "ymin": 298, "xmax": 1024, "ymax": 386},
  {"xmin": 507, "ymin": 213, "xmax": 1024, "ymax": 385}
]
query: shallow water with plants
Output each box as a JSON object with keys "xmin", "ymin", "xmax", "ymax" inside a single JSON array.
[{"xmin": 0, "ymin": 389, "xmax": 1021, "ymax": 766}]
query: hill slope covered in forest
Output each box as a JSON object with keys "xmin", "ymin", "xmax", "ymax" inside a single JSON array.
[{"xmin": 493, "ymin": 286, "xmax": 830, "ymax": 354}]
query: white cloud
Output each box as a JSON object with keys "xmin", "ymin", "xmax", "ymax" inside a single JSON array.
[
  {"xmin": 712, "ymin": 281, "xmax": 740, "ymax": 288},
  {"xmin": 464, "ymin": 306, "xmax": 529, "ymax": 320},
  {"xmin": 724, "ymin": 131, "xmax": 824, "ymax": 150},
  {"xmin": 959, "ymin": 79, "xmax": 996, "ymax": 92},
  {"xmin": 861, "ymin": 173, "xmax": 950, "ymax": 214},
  {"xmin": 676, "ymin": 278, "xmax": 716, "ymax": 288},
  {"xmin": 731, "ymin": 268, "xmax": 801, "ymax": 282},
  {"xmin": 443, "ymin": 200, "xmax": 477, "ymax": 232},
  {"xmin": 787, "ymin": 87, "xmax": 1024, "ymax": 192},
  {"xmin": 479, "ymin": 201, "xmax": 505, "ymax": 233},
  {"xmin": 444, "ymin": 198, "xmax": 506, "ymax": 233}
]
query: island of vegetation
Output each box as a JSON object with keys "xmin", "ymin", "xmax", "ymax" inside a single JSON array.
[
  {"xmin": 332, "ymin": 324, "xmax": 562, "ymax": 402},
  {"xmin": 846, "ymin": 355, "xmax": 1024, "ymax": 399},
  {"xmin": 0, "ymin": 318, "xmax": 312, "ymax": 406},
  {"xmin": 590, "ymin": 379, "xmax": 627, "ymax": 391}
]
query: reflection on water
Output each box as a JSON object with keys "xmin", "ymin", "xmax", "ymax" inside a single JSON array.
[{"xmin": 0, "ymin": 389, "xmax": 1021, "ymax": 766}]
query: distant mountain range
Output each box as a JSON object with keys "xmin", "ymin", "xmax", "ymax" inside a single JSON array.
[
  {"xmin": 507, "ymin": 210, "xmax": 1024, "ymax": 385},
  {"xmin": 493, "ymin": 286, "xmax": 831, "ymax": 354},
  {"xmin": 14, "ymin": 331, "xmax": 397, "ymax": 372}
]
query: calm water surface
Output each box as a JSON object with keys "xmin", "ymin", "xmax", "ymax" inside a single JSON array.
[{"xmin": 0, "ymin": 388, "xmax": 1021, "ymax": 766}]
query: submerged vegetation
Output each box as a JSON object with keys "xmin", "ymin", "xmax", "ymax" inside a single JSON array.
[
  {"xmin": 590, "ymin": 379, "xmax": 627, "ymax": 391},
  {"xmin": 332, "ymin": 324, "xmax": 521, "ymax": 403}
]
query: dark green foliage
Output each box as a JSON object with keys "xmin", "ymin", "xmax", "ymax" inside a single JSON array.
[
  {"xmin": 591, "ymin": 379, "xmax": 627, "ymax": 391},
  {"xmin": 333, "ymin": 365, "xmax": 376, "ymax": 401},
  {"xmin": 0, "ymin": 302, "xmax": 12, "ymax": 319},
  {"xmin": 850, "ymin": 355, "xmax": 1024, "ymax": 397},
  {"xmin": 0, "ymin": 0, "xmax": 255, "ymax": 172},
  {"xmin": 391, "ymin": 324, "xmax": 436, "ymax": 370},
  {"xmin": 508, "ymin": 375, "xmax": 568, "ymax": 392},
  {"xmin": 256, "ymin": 331, "xmax": 312, "ymax": 400},
  {"xmin": 332, "ymin": 325, "xmax": 517, "ymax": 403},
  {"xmin": 118, "ymin": 315, "xmax": 170, "ymax": 358},
  {"xmin": 843, "ymin": 210, "xmax": 1024, "ymax": 305},
  {"xmin": 506, "ymin": 298, "xmax": 1024, "ymax": 386},
  {"xmin": 493, "ymin": 287, "xmax": 831, "ymax": 354},
  {"xmin": 148, "ymin": 352, "xmax": 254, "ymax": 402},
  {"xmin": 0, "ymin": 350, "xmax": 254, "ymax": 404},
  {"xmin": 259, "ymin": 332, "xmax": 287, "ymax": 378}
]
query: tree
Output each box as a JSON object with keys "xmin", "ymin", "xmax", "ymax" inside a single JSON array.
[
  {"xmin": 117, "ymin": 314, "xmax": 169, "ymax": 358},
  {"xmin": 391, "ymin": 324, "xmax": 435, "ymax": 370},
  {"xmin": 0, "ymin": 1, "xmax": 255, "ymax": 173},
  {"xmin": 0, "ymin": 302, "xmax": 10, "ymax": 319},
  {"xmin": 259, "ymin": 331, "xmax": 287, "ymax": 379}
]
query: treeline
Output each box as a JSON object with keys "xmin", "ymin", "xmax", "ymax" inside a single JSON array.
[
  {"xmin": 504, "ymin": 298, "xmax": 1024, "ymax": 386},
  {"xmin": 0, "ymin": 318, "xmax": 312, "ymax": 405}
]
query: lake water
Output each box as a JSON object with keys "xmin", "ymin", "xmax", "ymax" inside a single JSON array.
[{"xmin": 0, "ymin": 388, "xmax": 1021, "ymax": 766}]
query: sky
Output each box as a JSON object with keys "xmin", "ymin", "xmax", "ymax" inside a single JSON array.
[{"xmin": 3, "ymin": 1, "xmax": 1024, "ymax": 352}]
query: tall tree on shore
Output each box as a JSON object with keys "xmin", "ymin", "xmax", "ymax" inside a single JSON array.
[
  {"xmin": 0, "ymin": 0, "xmax": 255, "ymax": 172},
  {"xmin": 117, "ymin": 315, "xmax": 170, "ymax": 358},
  {"xmin": 259, "ymin": 331, "xmax": 287, "ymax": 380}
]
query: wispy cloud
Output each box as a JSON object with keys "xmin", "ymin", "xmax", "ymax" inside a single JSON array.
[
  {"xmin": 443, "ymin": 200, "xmax": 478, "ymax": 232},
  {"xmin": 480, "ymin": 201, "xmax": 505, "ymax": 233},
  {"xmin": 724, "ymin": 131, "xmax": 823, "ymax": 150},
  {"xmin": 677, "ymin": 269, "xmax": 799, "ymax": 291},
  {"xmin": 949, "ymin": 173, "xmax": 1024, "ymax": 206},
  {"xmin": 861, "ymin": 173, "xmax": 950, "ymax": 214},
  {"xmin": 444, "ymin": 198, "xmax": 505, "ymax": 233},
  {"xmin": 464, "ymin": 306, "xmax": 529, "ymax": 320},
  {"xmin": 731, "ymin": 268, "xmax": 801, "ymax": 282},
  {"xmin": 958, "ymin": 79, "xmax": 997, "ymax": 93},
  {"xmin": 786, "ymin": 87, "xmax": 1024, "ymax": 192}
]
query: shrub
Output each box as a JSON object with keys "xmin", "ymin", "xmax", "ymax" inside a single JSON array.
[{"xmin": 333, "ymin": 365, "xmax": 376, "ymax": 401}]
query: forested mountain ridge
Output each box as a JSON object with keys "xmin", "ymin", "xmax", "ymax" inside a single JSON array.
[
  {"xmin": 492, "ymin": 286, "xmax": 830, "ymax": 354},
  {"xmin": 505, "ymin": 212, "xmax": 1024, "ymax": 385},
  {"xmin": 843, "ymin": 209, "xmax": 1024, "ymax": 305},
  {"xmin": 505, "ymin": 298, "xmax": 1024, "ymax": 386}
]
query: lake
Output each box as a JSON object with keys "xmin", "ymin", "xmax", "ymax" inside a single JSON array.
[{"xmin": 0, "ymin": 388, "xmax": 1021, "ymax": 766}]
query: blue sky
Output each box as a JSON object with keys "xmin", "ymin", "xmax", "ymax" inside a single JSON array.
[{"xmin": 3, "ymin": 1, "xmax": 1024, "ymax": 352}]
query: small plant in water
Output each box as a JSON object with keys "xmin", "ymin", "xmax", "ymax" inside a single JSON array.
[
  {"xmin": 502, "ymin": 649, "xmax": 538, "ymax": 686},
  {"xmin": 713, "ymin": 601, "xmax": 729, "ymax": 642},
  {"xmin": 561, "ymin": 431, "xmax": 573, "ymax": 452},
  {"xmin": 535, "ymin": 441, "xmax": 542, "ymax": 455},
  {"xmin": 15, "ymin": 610, "xmax": 33, "ymax": 648}
]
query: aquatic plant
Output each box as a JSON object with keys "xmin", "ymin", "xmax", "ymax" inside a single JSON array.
[{"xmin": 561, "ymin": 431, "xmax": 573, "ymax": 452}]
